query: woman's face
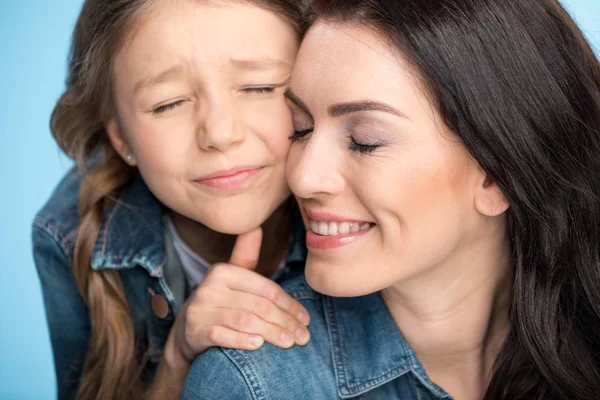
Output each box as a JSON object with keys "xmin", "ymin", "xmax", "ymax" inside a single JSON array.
[
  {"xmin": 108, "ymin": 0, "xmax": 298, "ymax": 234},
  {"xmin": 286, "ymin": 22, "xmax": 504, "ymax": 296}
]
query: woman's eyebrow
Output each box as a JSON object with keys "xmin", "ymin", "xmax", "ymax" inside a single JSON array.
[
  {"xmin": 285, "ymin": 88, "xmax": 408, "ymax": 120},
  {"xmin": 285, "ymin": 88, "xmax": 310, "ymax": 114},
  {"xmin": 328, "ymin": 100, "xmax": 408, "ymax": 119}
]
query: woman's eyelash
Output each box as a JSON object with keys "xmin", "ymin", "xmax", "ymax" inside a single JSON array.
[
  {"xmin": 349, "ymin": 137, "xmax": 380, "ymax": 154},
  {"xmin": 289, "ymin": 128, "xmax": 313, "ymax": 140},
  {"xmin": 153, "ymin": 99, "xmax": 185, "ymax": 114},
  {"xmin": 290, "ymin": 128, "xmax": 381, "ymax": 154}
]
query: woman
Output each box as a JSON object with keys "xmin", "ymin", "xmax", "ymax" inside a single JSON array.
[
  {"xmin": 181, "ymin": 0, "xmax": 600, "ymax": 398},
  {"xmin": 32, "ymin": 0, "xmax": 311, "ymax": 399}
]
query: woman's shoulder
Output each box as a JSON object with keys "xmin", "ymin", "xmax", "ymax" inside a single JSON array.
[
  {"xmin": 180, "ymin": 347, "xmax": 254, "ymax": 399},
  {"xmin": 182, "ymin": 276, "xmax": 338, "ymax": 400}
]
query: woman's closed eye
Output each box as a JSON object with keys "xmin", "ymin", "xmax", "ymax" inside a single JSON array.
[
  {"xmin": 290, "ymin": 127, "xmax": 382, "ymax": 154},
  {"xmin": 348, "ymin": 137, "xmax": 381, "ymax": 154},
  {"xmin": 289, "ymin": 127, "xmax": 313, "ymax": 141}
]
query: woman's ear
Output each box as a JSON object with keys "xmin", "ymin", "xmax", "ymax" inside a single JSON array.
[
  {"xmin": 105, "ymin": 118, "xmax": 136, "ymax": 166},
  {"xmin": 474, "ymin": 175, "xmax": 510, "ymax": 217}
]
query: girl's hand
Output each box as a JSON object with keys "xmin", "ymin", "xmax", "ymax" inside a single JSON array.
[{"xmin": 164, "ymin": 228, "xmax": 311, "ymax": 369}]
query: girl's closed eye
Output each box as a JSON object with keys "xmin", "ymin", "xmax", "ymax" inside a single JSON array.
[
  {"xmin": 243, "ymin": 86, "xmax": 275, "ymax": 94},
  {"xmin": 152, "ymin": 86, "xmax": 277, "ymax": 115},
  {"xmin": 152, "ymin": 99, "xmax": 187, "ymax": 115}
]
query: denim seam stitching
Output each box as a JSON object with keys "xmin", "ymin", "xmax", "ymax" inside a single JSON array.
[
  {"xmin": 409, "ymin": 370, "xmax": 449, "ymax": 398},
  {"xmin": 325, "ymin": 296, "xmax": 347, "ymax": 397},
  {"xmin": 403, "ymin": 341, "xmax": 448, "ymax": 398},
  {"xmin": 345, "ymin": 366, "xmax": 412, "ymax": 397},
  {"xmin": 327, "ymin": 296, "xmax": 412, "ymax": 398},
  {"xmin": 101, "ymin": 202, "xmax": 120, "ymax": 257},
  {"xmin": 33, "ymin": 216, "xmax": 74, "ymax": 259},
  {"xmin": 288, "ymin": 290, "xmax": 319, "ymax": 301},
  {"xmin": 222, "ymin": 349, "xmax": 265, "ymax": 400}
]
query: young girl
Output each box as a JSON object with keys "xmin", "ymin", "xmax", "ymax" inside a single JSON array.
[
  {"xmin": 182, "ymin": 0, "xmax": 600, "ymax": 399},
  {"xmin": 32, "ymin": 1, "xmax": 311, "ymax": 399}
]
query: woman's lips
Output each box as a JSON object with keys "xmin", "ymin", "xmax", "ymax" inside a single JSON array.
[{"xmin": 305, "ymin": 212, "xmax": 375, "ymax": 250}]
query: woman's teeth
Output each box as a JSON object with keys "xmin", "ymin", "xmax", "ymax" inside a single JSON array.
[{"xmin": 309, "ymin": 220, "xmax": 371, "ymax": 236}]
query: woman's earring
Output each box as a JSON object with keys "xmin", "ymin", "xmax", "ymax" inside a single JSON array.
[{"xmin": 125, "ymin": 154, "xmax": 134, "ymax": 165}]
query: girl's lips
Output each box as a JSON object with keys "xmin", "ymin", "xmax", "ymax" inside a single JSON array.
[{"xmin": 194, "ymin": 166, "xmax": 264, "ymax": 190}]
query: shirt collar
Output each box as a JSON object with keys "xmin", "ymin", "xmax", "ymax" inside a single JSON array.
[{"xmin": 324, "ymin": 292, "xmax": 450, "ymax": 398}]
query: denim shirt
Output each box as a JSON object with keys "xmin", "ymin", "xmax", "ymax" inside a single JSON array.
[
  {"xmin": 181, "ymin": 275, "xmax": 452, "ymax": 400},
  {"xmin": 32, "ymin": 167, "xmax": 306, "ymax": 400}
]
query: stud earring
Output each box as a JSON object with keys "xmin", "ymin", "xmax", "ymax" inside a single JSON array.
[{"xmin": 125, "ymin": 154, "xmax": 134, "ymax": 164}]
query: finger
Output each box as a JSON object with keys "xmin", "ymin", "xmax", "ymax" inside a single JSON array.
[
  {"xmin": 228, "ymin": 270, "xmax": 310, "ymax": 326},
  {"xmin": 229, "ymin": 228, "xmax": 262, "ymax": 270},
  {"xmin": 199, "ymin": 325, "xmax": 265, "ymax": 351},
  {"xmin": 211, "ymin": 308, "xmax": 308, "ymax": 349},
  {"xmin": 220, "ymin": 291, "xmax": 310, "ymax": 344},
  {"xmin": 205, "ymin": 265, "xmax": 310, "ymax": 327}
]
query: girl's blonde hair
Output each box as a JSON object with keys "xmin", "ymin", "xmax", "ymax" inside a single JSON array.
[{"xmin": 51, "ymin": 1, "xmax": 308, "ymax": 398}]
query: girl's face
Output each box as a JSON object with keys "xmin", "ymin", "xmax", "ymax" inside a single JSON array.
[
  {"xmin": 108, "ymin": 0, "xmax": 298, "ymax": 234},
  {"xmin": 286, "ymin": 22, "xmax": 508, "ymax": 296}
]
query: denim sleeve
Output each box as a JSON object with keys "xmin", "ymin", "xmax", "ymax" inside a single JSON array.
[
  {"xmin": 32, "ymin": 223, "xmax": 91, "ymax": 400},
  {"xmin": 181, "ymin": 348, "xmax": 254, "ymax": 400}
]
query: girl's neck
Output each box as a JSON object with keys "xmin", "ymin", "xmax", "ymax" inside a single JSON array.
[{"xmin": 169, "ymin": 199, "xmax": 294, "ymax": 277}]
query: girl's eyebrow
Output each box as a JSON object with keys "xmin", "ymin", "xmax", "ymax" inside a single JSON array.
[
  {"xmin": 134, "ymin": 57, "xmax": 292, "ymax": 95},
  {"xmin": 134, "ymin": 64, "xmax": 187, "ymax": 94},
  {"xmin": 231, "ymin": 57, "xmax": 292, "ymax": 71}
]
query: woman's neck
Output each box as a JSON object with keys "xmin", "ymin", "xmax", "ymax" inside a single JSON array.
[
  {"xmin": 169, "ymin": 199, "xmax": 294, "ymax": 277},
  {"xmin": 382, "ymin": 234, "xmax": 512, "ymax": 400}
]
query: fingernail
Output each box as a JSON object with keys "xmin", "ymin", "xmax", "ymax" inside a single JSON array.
[
  {"xmin": 281, "ymin": 331, "xmax": 294, "ymax": 346},
  {"xmin": 248, "ymin": 336, "xmax": 263, "ymax": 348},
  {"xmin": 298, "ymin": 311, "xmax": 310, "ymax": 326},
  {"xmin": 296, "ymin": 327, "xmax": 310, "ymax": 344}
]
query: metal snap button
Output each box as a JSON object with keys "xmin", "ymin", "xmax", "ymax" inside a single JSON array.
[{"xmin": 149, "ymin": 288, "xmax": 169, "ymax": 319}]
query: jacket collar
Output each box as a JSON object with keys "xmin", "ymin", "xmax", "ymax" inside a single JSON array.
[
  {"xmin": 90, "ymin": 176, "xmax": 307, "ymax": 277},
  {"xmin": 91, "ymin": 176, "xmax": 166, "ymax": 277},
  {"xmin": 324, "ymin": 292, "xmax": 450, "ymax": 399}
]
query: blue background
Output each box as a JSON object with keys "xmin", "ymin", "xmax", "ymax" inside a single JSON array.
[{"xmin": 0, "ymin": 1, "xmax": 598, "ymax": 399}]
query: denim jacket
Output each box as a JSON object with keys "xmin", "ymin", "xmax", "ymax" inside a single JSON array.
[
  {"xmin": 32, "ymin": 167, "xmax": 306, "ymax": 400},
  {"xmin": 181, "ymin": 275, "xmax": 452, "ymax": 400}
]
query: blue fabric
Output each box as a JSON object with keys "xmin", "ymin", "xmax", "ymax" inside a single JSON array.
[
  {"xmin": 182, "ymin": 275, "xmax": 451, "ymax": 400},
  {"xmin": 32, "ymin": 166, "xmax": 305, "ymax": 400}
]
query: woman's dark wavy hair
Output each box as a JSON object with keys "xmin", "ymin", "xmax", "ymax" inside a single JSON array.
[{"xmin": 308, "ymin": 0, "xmax": 600, "ymax": 398}]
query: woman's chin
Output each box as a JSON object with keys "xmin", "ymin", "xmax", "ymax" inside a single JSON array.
[{"xmin": 305, "ymin": 262, "xmax": 376, "ymax": 297}]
